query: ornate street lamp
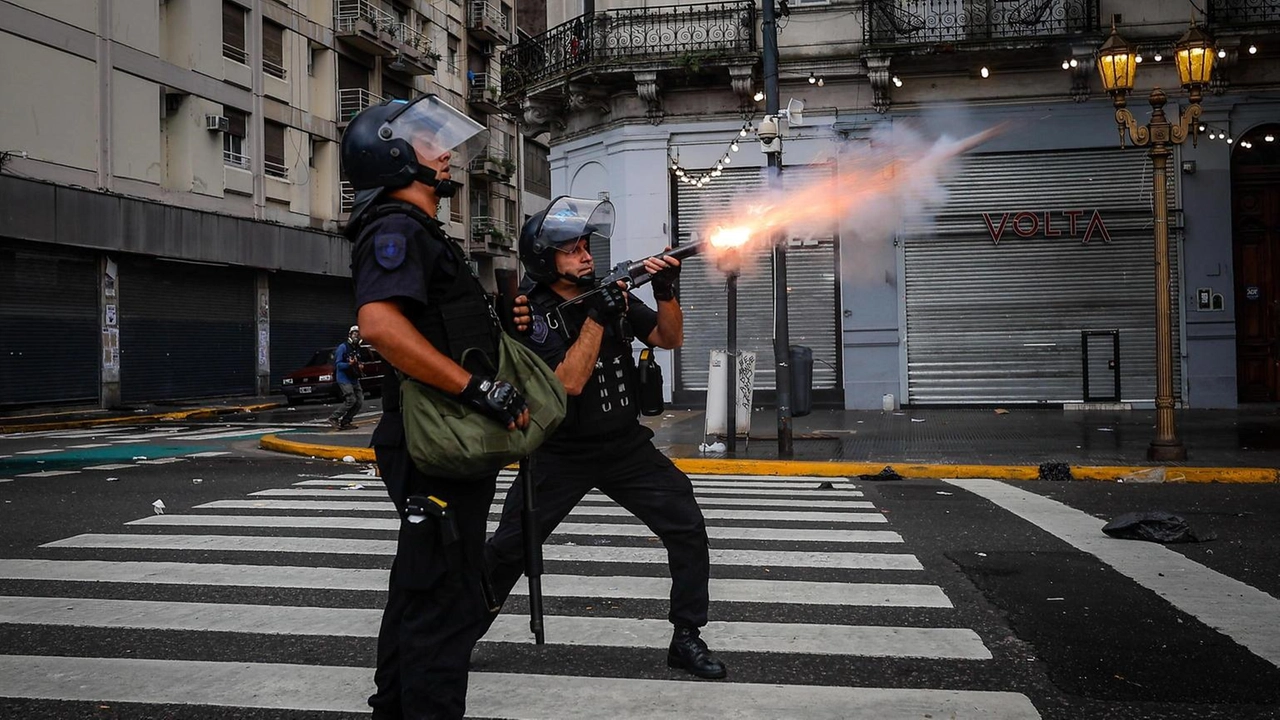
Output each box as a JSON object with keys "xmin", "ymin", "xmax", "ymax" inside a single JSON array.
[{"xmin": 1097, "ymin": 21, "xmax": 1215, "ymax": 461}]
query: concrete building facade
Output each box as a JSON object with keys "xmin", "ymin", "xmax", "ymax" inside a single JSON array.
[
  {"xmin": 1, "ymin": 0, "xmax": 547, "ymax": 408},
  {"xmin": 500, "ymin": 0, "xmax": 1280, "ymax": 410}
]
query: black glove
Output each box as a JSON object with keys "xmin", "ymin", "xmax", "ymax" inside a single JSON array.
[
  {"xmin": 650, "ymin": 260, "xmax": 680, "ymax": 302},
  {"xmin": 459, "ymin": 375, "xmax": 527, "ymax": 427},
  {"xmin": 583, "ymin": 283, "xmax": 627, "ymax": 324}
]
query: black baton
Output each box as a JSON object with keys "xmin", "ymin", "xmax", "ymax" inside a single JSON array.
[{"xmin": 519, "ymin": 455, "xmax": 545, "ymax": 644}]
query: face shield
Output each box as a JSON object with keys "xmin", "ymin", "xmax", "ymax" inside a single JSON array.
[
  {"xmin": 535, "ymin": 196, "xmax": 616, "ymax": 251},
  {"xmin": 382, "ymin": 95, "xmax": 490, "ymax": 166}
]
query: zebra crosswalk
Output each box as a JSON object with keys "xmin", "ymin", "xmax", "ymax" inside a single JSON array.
[{"xmin": 0, "ymin": 468, "xmax": 1043, "ymax": 718}]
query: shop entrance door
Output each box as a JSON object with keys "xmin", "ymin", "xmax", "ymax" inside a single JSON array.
[{"xmin": 1233, "ymin": 124, "xmax": 1280, "ymax": 402}]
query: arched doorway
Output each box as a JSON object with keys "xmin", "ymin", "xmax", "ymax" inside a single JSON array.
[{"xmin": 1232, "ymin": 124, "xmax": 1280, "ymax": 402}]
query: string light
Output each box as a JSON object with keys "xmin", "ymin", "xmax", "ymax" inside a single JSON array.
[
  {"xmin": 668, "ymin": 117, "xmax": 757, "ymax": 190},
  {"xmin": 892, "ymin": 75, "xmax": 903, "ymax": 87},
  {"xmin": 753, "ymin": 90, "xmax": 764, "ymax": 102},
  {"xmin": 1248, "ymin": 44, "xmax": 1258, "ymax": 55},
  {"xmin": 980, "ymin": 66, "xmax": 990, "ymax": 78},
  {"xmin": 808, "ymin": 71, "xmax": 816, "ymax": 84}
]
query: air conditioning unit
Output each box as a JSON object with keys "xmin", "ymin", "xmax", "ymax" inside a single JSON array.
[{"xmin": 205, "ymin": 114, "xmax": 229, "ymax": 132}]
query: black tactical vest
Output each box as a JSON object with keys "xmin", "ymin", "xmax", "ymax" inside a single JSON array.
[
  {"xmin": 353, "ymin": 201, "xmax": 501, "ymax": 380},
  {"xmin": 528, "ymin": 285, "xmax": 640, "ymax": 442}
]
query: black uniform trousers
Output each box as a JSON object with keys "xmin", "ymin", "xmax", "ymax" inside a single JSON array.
[
  {"xmin": 369, "ymin": 412, "xmax": 498, "ymax": 720},
  {"xmin": 485, "ymin": 440, "xmax": 711, "ymax": 629}
]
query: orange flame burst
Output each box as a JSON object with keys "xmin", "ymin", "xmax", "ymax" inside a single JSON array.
[{"xmin": 695, "ymin": 124, "xmax": 1007, "ymax": 276}]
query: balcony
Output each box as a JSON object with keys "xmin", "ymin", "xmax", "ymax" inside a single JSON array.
[
  {"xmin": 469, "ymin": 1, "xmax": 511, "ymax": 45},
  {"xmin": 338, "ymin": 88, "xmax": 383, "ymax": 126},
  {"xmin": 862, "ymin": 0, "xmax": 1100, "ymax": 52},
  {"xmin": 1208, "ymin": 0, "xmax": 1280, "ymax": 29},
  {"xmin": 470, "ymin": 215, "xmax": 514, "ymax": 251},
  {"xmin": 468, "ymin": 150, "xmax": 516, "ymax": 182},
  {"xmin": 468, "ymin": 73, "xmax": 503, "ymax": 114},
  {"xmin": 340, "ymin": 180, "xmax": 355, "ymax": 215},
  {"xmin": 334, "ymin": 0, "xmax": 439, "ymax": 74},
  {"xmin": 501, "ymin": 2, "xmax": 756, "ymax": 99}
]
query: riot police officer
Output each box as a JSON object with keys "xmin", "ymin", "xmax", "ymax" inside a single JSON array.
[
  {"xmin": 483, "ymin": 196, "xmax": 727, "ymax": 680},
  {"xmin": 342, "ymin": 95, "xmax": 531, "ymax": 720}
]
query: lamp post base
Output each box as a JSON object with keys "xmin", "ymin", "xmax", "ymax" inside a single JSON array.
[{"xmin": 1147, "ymin": 440, "xmax": 1187, "ymax": 462}]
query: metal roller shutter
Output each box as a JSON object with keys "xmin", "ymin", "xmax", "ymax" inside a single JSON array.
[
  {"xmin": 269, "ymin": 273, "xmax": 356, "ymax": 391},
  {"xmin": 903, "ymin": 148, "xmax": 1181, "ymax": 405},
  {"xmin": 118, "ymin": 258, "xmax": 256, "ymax": 402},
  {"xmin": 0, "ymin": 240, "xmax": 99, "ymax": 407},
  {"xmin": 674, "ymin": 165, "xmax": 840, "ymax": 393}
]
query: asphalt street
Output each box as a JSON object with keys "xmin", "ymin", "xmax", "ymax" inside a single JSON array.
[{"xmin": 0, "ymin": 402, "xmax": 1278, "ymax": 719}]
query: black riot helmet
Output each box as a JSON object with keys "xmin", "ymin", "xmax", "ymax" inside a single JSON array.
[
  {"xmin": 340, "ymin": 95, "xmax": 488, "ymax": 220},
  {"xmin": 518, "ymin": 195, "xmax": 615, "ymax": 285}
]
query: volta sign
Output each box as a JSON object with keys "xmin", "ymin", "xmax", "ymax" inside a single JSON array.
[{"xmin": 982, "ymin": 210, "xmax": 1112, "ymax": 245}]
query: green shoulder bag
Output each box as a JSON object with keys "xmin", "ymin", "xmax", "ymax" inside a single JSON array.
[{"xmin": 400, "ymin": 333, "xmax": 567, "ymax": 478}]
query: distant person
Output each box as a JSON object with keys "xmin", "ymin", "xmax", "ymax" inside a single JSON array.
[{"xmin": 328, "ymin": 325, "xmax": 364, "ymax": 430}]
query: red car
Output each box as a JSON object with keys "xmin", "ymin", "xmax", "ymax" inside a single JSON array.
[{"xmin": 281, "ymin": 345, "xmax": 386, "ymax": 406}]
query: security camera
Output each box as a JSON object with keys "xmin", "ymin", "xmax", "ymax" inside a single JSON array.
[{"xmin": 757, "ymin": 115, "xmax": 780, "ymax": 143}]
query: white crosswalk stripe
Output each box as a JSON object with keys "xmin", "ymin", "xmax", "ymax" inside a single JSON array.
[
  {"xmin": 131, "ymin": 513, "xmax": 905, "ymax": 542},
  {"xmin": 0, "ymin": 468, "xmax": 1041, "ymax": 718}
]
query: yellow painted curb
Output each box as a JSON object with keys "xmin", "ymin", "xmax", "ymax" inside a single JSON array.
[
  {"xmin": 256, "ymin": 437, "xmax": 1278, "ymax": 483},
  {"xmin": 0, "ymin": 403, "xmax": 285, "ymax": 434},
  {"xmin": 260, "ymin": 433, "xmax": 376, "ymax": 462}
]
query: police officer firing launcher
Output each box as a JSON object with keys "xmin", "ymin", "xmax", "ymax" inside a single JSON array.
[
  {"xmin": 483, "ymin": 196, "xmax": 728, "ymax": 680},
  {"xmin": 342, "ymin": 95, "xmax": 532, "ymax": 720}
]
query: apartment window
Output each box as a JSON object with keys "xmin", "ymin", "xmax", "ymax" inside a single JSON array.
[
  {"xmin": 523, "ymin": 140, "xmax": 550, "ymax": 196},
  {"xmin": 338, "ymin": 56, "xmax": 369, "ymax": 91},
  {"xmin": 447, "ymin": 35, "xmax": 460, "ymax": 74},
  {"xmin": 223, "ymin": 108, "xmax": 249, "ymax": 168},
  {"xmin": 222, "ymin": 2, "xmax": 247, "ymax": 64},
  {"xmin": 450, "ymin": 191, "xmax": 464, "ymax": 224},
  {"xmin": 263, "ymin": 21, "xmax": 286, "ymax": 79},
  {"xmin": 264, "ymin": 121, "xmax": 288, "ymax": 180},
  {"xmin": 383, "ymin": 75, "xmax": 412, "ymax": 101}
]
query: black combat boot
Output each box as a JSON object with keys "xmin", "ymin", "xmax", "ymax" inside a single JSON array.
[{"xmin": 667, "ymin": 626, "xmax": 727, "ymax": 679}]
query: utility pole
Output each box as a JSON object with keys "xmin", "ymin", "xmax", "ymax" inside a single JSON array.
[{"xmin": 761, "ymin": 0, "xmax": 793, "ymax": 457}]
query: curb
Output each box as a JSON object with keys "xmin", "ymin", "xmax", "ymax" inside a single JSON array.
[
  {"xmin": 0, "ymin": 403, "xmax": 284, "ymax": 434},
  {"xmin": 261, "ymin": 433, "xmax": 375, "ymax": 462},
  {"xmin": 258, "ymin": 434, "xmax": 1280, "ymax": 483}
]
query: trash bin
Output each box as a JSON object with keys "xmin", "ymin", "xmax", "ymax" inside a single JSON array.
[{"xmin": 790, "ymin": 345, "xmax": 813, "ymax": 417}]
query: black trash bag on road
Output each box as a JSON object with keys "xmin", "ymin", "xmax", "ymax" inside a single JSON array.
[
  {"xmin": 858, "ymin": 466, "xmax": 903, "ymax": 482},
  {"xmin": 1038, "ymin": 462, "xmax": 1073, "ymax": 482},
  {"xmin": 1102, "ymin": 511, "xmax": 1215, "ymax": 544}
]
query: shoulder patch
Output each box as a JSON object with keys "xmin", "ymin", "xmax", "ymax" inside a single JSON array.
[
  {"xmin": 374, "ymin": 233, "xmax": 407, "ymax": 270},
  {"xmin": 530, "ymin": 314, "xmax": 550, "ymax": 344}
]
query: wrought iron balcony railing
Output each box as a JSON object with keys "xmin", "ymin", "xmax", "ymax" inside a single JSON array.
[
  {"xmin": 502, "ymin": 1, "xmax": 756, "ymax": 96},
  {"xmin": 341, "ymin": 180, "xmax": 355, "ymax": 214},
  {"xmin": 863, "ymin": 0, "xmax": 1099, "ymax": 49},
  {"xmin": 468, "ymin": 149, "xmax": 516, "ymax": 179},
  {"xmin": 223, "ymin": 150, "xmax": 251, "ymax": 170},
  {"xmin": 1208, "ymin": 0, "xmax": 1280, "ymax": 27},
  {"xmin": 471, "ymin": 216, "xmax": 514, "ymax": 245},
  {"xmin": 339, "ymin": 88, "xmax": 383, "ymax": 122}
]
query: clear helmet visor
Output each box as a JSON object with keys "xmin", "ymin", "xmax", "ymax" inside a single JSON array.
[
  {"xmin": 536, "ymin": 196, "xmax": 616, "ymax": 250},
  {"xmin": 383, "ymin": 95, "xmax": 490, "ymax": 165}
]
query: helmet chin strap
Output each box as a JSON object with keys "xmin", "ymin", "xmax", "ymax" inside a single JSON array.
[
  {"xmin": 411, "ymin": 166, "xmax": 460, "ymax": 199},
  {"xmin": 561, "ymin": 271, "xmax": 595, "ymax": 288}
]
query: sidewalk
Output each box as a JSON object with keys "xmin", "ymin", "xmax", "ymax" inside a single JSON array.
[
  {"xmin": 260, "ymin": 405, "xmax": 1280, "ymax": 483},
  {"xmin": 0, "ymin": 397, "xmax": 284, "ymax": 433}
]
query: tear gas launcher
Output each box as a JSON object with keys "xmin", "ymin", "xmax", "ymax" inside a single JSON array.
[{"xmin": 547, "ymin": 242, "xmax": 704, "ymax": 340}]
